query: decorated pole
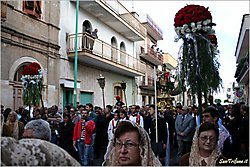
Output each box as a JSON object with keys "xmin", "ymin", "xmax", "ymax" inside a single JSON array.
[
  {"xmin": 21, "ymin": 62, "xmax": 43, "ymax": 116},
  {"xmin": 174, "ymin": 4, "xmax": 222, "ymax": 123}
]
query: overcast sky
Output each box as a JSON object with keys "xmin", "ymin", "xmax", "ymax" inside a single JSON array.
[{"xmin": 121, "ymin": 0, "xmax": 249, "ymax": 101}]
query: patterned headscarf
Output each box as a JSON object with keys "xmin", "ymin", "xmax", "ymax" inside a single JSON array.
[
  {"xmin": 189, "ymin": 124, "xmax": 221, "ymax": 166},
  {"xmin": 6, "ymin": 111, "xmax": 19, "ymax": 139},
  {"xmin": 102, "ymin": 120, "xmax": 162, "ymax": 166}
]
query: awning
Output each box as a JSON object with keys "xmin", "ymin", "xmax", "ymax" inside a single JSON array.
[{"xmin": 60, "ymin": 79, "xmax": 80, "ymax": 89}]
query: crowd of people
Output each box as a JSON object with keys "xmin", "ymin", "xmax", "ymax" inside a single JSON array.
[{"xmin": 1, "ymin": 98, "xmax": 249, "ymax": 166}]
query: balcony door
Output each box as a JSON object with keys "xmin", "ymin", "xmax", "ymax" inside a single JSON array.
[
  {"xmin": 111, "ymin": 37, "xmax": 118, "ymax": 62},
  {"xmin": 120, "ymin": 42, "xmax": 126, "ymax": 65}
]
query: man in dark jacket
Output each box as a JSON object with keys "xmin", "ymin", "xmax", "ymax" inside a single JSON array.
[{"xmin": 144, "ymin": 104, "xmax": 167, "ymax": 165}]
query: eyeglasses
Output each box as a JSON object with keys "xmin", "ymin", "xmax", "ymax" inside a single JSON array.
[
  {"xmin": 199, "ymin": 136, "xmax": 216, "ymax": 142},
  {"xmin": 114, "ymin": 141, "xmax": 139, "ymax": 149}
]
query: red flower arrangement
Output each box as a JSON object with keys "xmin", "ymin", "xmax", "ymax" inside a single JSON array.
[
  {"xmin": 207, "ymin": 34, "xmax": 218, "ymax": 45},
  {"xmin": 22, "ymin": 62, "xmax": 41, "ymax": 75},
  {"xmin": 174, "ymin": 4, "xmax": 216, "ymax": 37},
  {"xmin": 174, "ymin": 4, "xmax": 212, "ymax": 27}
]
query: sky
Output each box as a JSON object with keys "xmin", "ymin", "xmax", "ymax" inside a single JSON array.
[{"xmin": 121, "ymin": 0, "xmax": 249, "ymax": 101}]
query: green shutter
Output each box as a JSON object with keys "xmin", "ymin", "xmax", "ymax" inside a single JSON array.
[{"xmin": 80, "ymin": 92, "xmax": 93, "ymax": 105}]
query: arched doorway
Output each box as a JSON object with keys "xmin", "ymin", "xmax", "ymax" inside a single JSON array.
[
  {"xmin": 111, "ymin": 36, "xmax": 118, "ymax": 62},
  {"xmin": 82, "ymin": 20, "xmax": 92, "ymax": 49},
  {"xmin": 120, "ymin": 42, "xmax": 126, "ymax": 65},
  {"xmin": 12, "ymin": 63, "xmax": 30, "ymax": 110}
]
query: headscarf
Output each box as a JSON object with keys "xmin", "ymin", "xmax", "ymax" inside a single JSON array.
[
  {"xmin": 5, "ymin": 111, "xmax": 19, "ymax": 139},
  {"xmin": 102, "ymin": 120, "xmax": 162, "ymax": 166},
  {"xmin": 1, "ymin": 137, "xmax": 80, "ymax": 166},
  {"xmin": 189, "ymin": 124, "xmax": 221, "ymax": 166}
]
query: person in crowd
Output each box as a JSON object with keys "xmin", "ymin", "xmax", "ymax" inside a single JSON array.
[
  {"xmin": 108, "ymin": 110, "xmax": 120, "ymax": 142},
  {"xmin": 222, "ymin": 104, "xmax": 241, "ymax": 158},
  {"xmin": 16, "ymin": 106, "xmax": 24, "ymax": 120},
  {"xmin": 144, "ymin": 104, "xmax": 167, "ymax": 165},
  {"xmin": 119, "ymin": 109, "xmax": 128, "ymax": 121},
  {"xmin": 128, "ymin": 105, "xmax": 144, "ymax": 128},
  {"xmin": 3, "ymin": 108, "xmax": 11, "ymax": 123},
  {"xmin": 1, "ymin": 137, "xmax": 80, "ymax": 166},
  {"xmin": 179, "ymin": 122, "xmax": 224, "ymax": 166},
  {"xmin": 176, "ymin": 105, "xmax": 182, "ymax": 115},
  {"xmin": 191, "ymin": 105, "xmax": 200, "ymax": 127},
  {"xmin": 202, "ymin": 106, "xmax": 232, "ymax": 158},
  {"xmin": 102, "ymin": 120, "xmax": 162, "ymax": 166},
  {"xmin": 90, "ymin": 28, "xmax": 98, "ymax": 50},
  {"xmin": 57, "ymin": 112, "xmax": 77, "ymax": 160},
  {"xmin": 122, "ymin": 105, "xmax": 129, "ymax": 114},
  {"xmin": 2, "ymin": 111, "xmax": 24, "ymax": 139},
  {"xmin": 164, "ymin": 106, "xmax": 175, "ymax": 148},
  {"xmin": 102, "ymin": 105, "xmax": 114, "ymax": 153},
  {"xmin": 22, "ymin": 119, "xmax": 51, "ymax": 141},
  {"xmin": 94, "ymin": 106, "xmax": 105, "ymax": 159},
  {"xmin": 86, "ymin": 103, "xmax": 97, "ymax": 165},
  {"xmin": 47, "ymin": 105, "xmax": 62, "ymax": 144},
  {"xmin": 105, "ymin": 110, "xmax": 120, "ymax": 160},
  {"xmin": 19, "ymin": 109, "xmax": 30, "ymax": 126},
  {"xmin": 115, "ymin": 95, "xmax": 125, "ymax": 107},
  {"xmin": 237, "ymin": 105, "xmax": 249, "ymax": 159},
  {"xmin": 70, "ymin": 107, "xmax": 81, "ymax": 124},
  {"xmin": 73, "ymin": 108, "xmax": 95, "ymax": 166},
  {"xmin": 31, "ymin": 108, "xmax": 41, "ymax": 120},
  {"xmin": 1, "ymin": 105, "xmax": 4, "ymax": 114},
  {"xmin": 174, "ymin": 106, "xmax": 195, "ymax": 162},
  {"xmin": 40, "ymin": 107, "xmax": 48, "ymax": 121}
]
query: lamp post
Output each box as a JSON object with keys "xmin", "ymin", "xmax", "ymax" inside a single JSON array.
[
  {"xmin": 120, "ymin": 81, "xmax": 127, "ymax": 106},
  {"xmin": 97, "ymin": 74, "xmax": 105, "ymax": 110}
]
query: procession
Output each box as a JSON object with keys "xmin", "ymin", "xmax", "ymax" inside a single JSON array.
[{"xmin": 1, "ymin": 1, "xmax": 249, "ymax": 166}]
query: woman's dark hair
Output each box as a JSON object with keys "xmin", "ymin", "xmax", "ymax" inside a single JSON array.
[
  {"xmin": 198, "ymin": 122, "xmax": 219, "ymax": 140},
  {"xmin": 118, "ymin": 109, "xmax": 128, "ymax": 119},
  {"xmin": 63, "ymin": 112, "xmax": 71, "ymax": 121},
  {"xmin": 114, "ymin": 121, "xmax": 141, "ymax": 143},
  {"xmin": 114, "ymin": 110, "xmax": 120, "ymax": 119}
]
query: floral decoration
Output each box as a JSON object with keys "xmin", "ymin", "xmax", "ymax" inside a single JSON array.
[
  {"xmin": 173, "ymin": 4, "xmax": 222, "ymax": 113},
  {"xmin": 174, "ymin": 4, "xmax": 216, "ymax": 36},
  {"xmin": 21, "ymin": 62, "xmax": 43, "ymax": 106},
  {"xmin": 207, "ymin": 34, "xmax": 217, "ymax": 45},
  {"xmin": 22, "ymin": 62, "xmax": 41, "ymax": 75}
]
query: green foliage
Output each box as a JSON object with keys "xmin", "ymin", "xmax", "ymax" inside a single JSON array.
[{"xmin": 177, "ymin": 34, "xmax": 222, "ymax": 102}]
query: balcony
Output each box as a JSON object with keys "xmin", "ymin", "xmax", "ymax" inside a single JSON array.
[
  {"xmin": 139, "ymin": 76, "xmax": 155, "ymax": 91},
  {"xmin": 67, "ymin": 33, "xmax": 146, "ymax": 77},
  {"xmin": 139, "ymin": 44, "xmax": 163, "ymax": 65},
  {"xmin": 139, "ymin": 13, "xmax": 163, "ymax": 41},
  {"xmin": 77, "ymin": 0, "xmax": 146, "ymax": 41}
]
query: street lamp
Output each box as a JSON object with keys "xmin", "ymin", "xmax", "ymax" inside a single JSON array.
[
  {"xmin": 120, "ymin": 81, "xmax": 127, "ymax": 106},
  {"xmin": 97, "ymin": 74, "xmax": 105, "ymax": 110}
]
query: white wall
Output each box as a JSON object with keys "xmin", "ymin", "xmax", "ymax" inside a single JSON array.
[{"xmin": 59, "ymin": 1, "xmax": 135, "ymax": 58}]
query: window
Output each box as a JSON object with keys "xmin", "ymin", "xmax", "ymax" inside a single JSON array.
[{"xmin": 23, "ymin": 0, "xmax": 42, "ymax": 19}]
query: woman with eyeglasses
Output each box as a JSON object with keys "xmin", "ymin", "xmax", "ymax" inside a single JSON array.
[
  {"xmin": 102, "ymin": 120, "xmax": 161, "ymax": 166},
  {"xmin": 179, "ymin": 122, "xmax": 226, "ymax": 166}
]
